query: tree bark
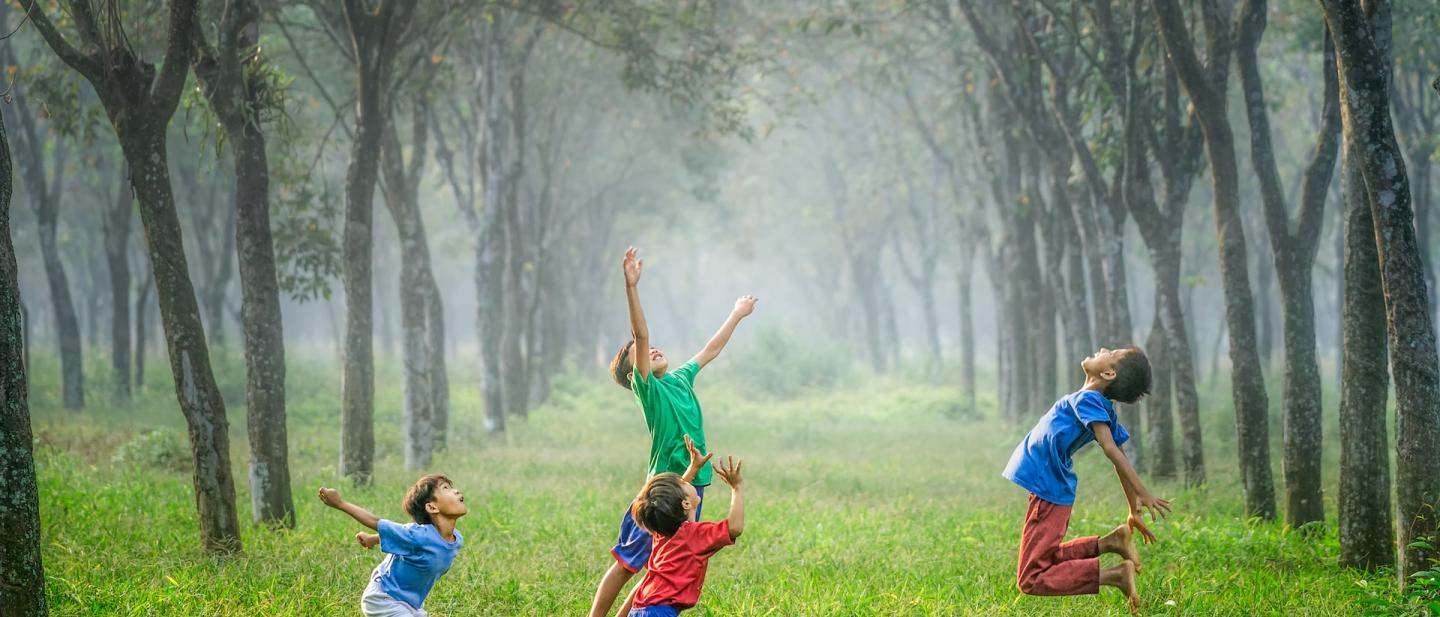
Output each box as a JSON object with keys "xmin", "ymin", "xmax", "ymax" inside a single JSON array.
[
  {"xmin": 1337, "ymin": 145, "xmax": 1394, "ymax": 570},
  {"xmin": 192, "ymin": 0, "xmax": 294, "ymax": 526},
  {"xmin": 105, "ymin": 166, "xmax": 133, "ymax": 404},
  {"xmin": 9, "ymin": 87, "xmax": 83, "ymax": 410},
  {"xmin": 1237, "ymin": 0, "xmax": 1340, "ymax": 528},
  {"xmin": 477, "ymin": 15, "xmax": 509, "ymax": 436},
  {"xmin": 1153, "ymin": 0, "xmax": 1276, "ymax": 520},
  {"xmin": 1321, "ymin": 0, "xmax": 1440, "ymax": 583},
  {"xmin": 0, "ymin": 85, "xmax": 48, "ymax": 617},
  {"xmin": 134, "ymin": 269, "xmax": 154, "ymax": 389},
  {"xmin": 1145, "ymin": 298, "xmax": 1177, "ymax": 479}
]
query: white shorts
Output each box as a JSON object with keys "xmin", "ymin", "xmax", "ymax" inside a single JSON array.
[{"xmin": 361, "ymin": 579, "xmax": 427, "ymax": 617}]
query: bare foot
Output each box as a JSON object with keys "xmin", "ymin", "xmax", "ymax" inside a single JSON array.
[
  {"xmin": 356, "ymin": 532, "xmax": 379, "ymax": 549},
  {"xmin": 1108, "ymin": 523, "xmax": 1141, "ymax": 572},
  {"xmin": 1101, "ymin": 560, "xmax": 1140, "ymax": 615}
]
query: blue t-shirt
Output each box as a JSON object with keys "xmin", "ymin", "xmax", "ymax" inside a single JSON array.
[
  {"xmin": 1001, "ymin": 389, "xmax": 1131, "ymax": 506},
  {"xmin": 372, "ymin": 519, "xmax": 464, "ymax": 610}
]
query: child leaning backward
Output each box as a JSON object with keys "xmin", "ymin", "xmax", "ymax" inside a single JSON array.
[
  {"xmin": 588, "ymin": 246, "xmax": 757, "ymax": 617},
  {"xmin": 618, "ymin": 435, "xmax": 745, "ymax": 617},
  {"xmin": 1001, "ymin": 346, "xmax": 1171, "ymax": 614}
]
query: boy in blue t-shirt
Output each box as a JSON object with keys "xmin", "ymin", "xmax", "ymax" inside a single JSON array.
[
  {"xmin": 1002, "ymin": 347, "xmax": 1171, "ymax": 614},
  {"xmin": 319, "ymin": 475, "xmax": 466, "ymax": 617}
]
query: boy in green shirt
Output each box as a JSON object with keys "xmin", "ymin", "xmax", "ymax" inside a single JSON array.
[{"xmin": 587, "ymin": 246, "xmax": 757, "ymax": 617}]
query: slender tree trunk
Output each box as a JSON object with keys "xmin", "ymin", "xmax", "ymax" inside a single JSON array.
[
  {"xmin": 105, "ymin": 167, "xmax": 133, "ymax": 404},
  {"xmin": 232, "ymin": 127, "xmax": 292, "ymax": 526},
  {"xmin": 0, "ymin": 90, "xmax": 47, "ymax": 617},
  {"xmin": 134, "ymin": 270, "xmax": 153, "ymax": 389},
  {"xmin": 1323, "ymin": 0, "xmax": 1440, "ymax": 582},
  {"xmin": 21, "ymin": 137, "xmax": 83, "ymax": 409},
  {"xmin": 1154, "ymin": 0, "xmax": 1276, "ymax": 520},
  {"xmin": 426, "ymin": 276, "xmax": 449, "ymax": 449},
  {"xmin": 477, "ymin": 19, "xmax": 508, "ymax": 436},
  {"xmin": 957, "ymin": 254, "xmax": 976, "ymax": 414},
  {"xmin": 1145, "ymin": 296, "xmax": 1177, "ymax": 479},
  {"xmin": 1337, "ymin": 150, "xmax": 1394, "ymax": 569},
  {"xmin": 124, "ymin": 129, "xmax": 241, "ymax": 552}
]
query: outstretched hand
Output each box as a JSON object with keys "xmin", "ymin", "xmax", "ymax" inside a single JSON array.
[
  {"xmin": 714, "ymin": 456, "xmax": 744, "ymax": 489},
  {"xmin": 732, "ymin": 295, "xmax": 758, "ymax": 317},
  {"xmin": 1136, "ymin": 493, "xmax": 1172, "ymax": 522},
  {"xmin": 684, "ymin": 434, "xmax": 713, "ymax": 472},
  {"xmin": 317, "ymin": 487, "xmax": 344, "ymax": 509},
  {"xmin": 623, "ymin": 247, "xmax": 643, "ymax": 287}
]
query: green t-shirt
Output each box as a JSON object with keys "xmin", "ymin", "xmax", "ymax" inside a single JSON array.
[{"xmin": 633, "ymin": 360, "xmax": 711, "ymax": 486}]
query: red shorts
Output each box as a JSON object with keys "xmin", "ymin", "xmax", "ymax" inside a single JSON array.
[{"xmin": 1016, "ymin": 494, "xmax": 1100, "ymax": 596}]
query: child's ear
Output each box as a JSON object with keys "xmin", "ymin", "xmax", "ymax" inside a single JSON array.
[
  {"xmin": 1101, "ymin": 368, "xmax": 1117, "ymax": 381},
  {"xmin": 426, "ymin": 502, "xmax": 440, "ymax": 515}
]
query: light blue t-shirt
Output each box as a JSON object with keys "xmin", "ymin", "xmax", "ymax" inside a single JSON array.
[
  {"xmin": 1001, "ymin": 389, "xmax": 1130, "ymax": 506},
  {"xmin": 372, "ymin": 519, "xmax": 463, "ymax": 610}
]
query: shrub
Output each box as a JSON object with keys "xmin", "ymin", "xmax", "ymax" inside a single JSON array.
[{"xmin": 112, "ymin": 428, "xmax": 190, "ymax": 473}]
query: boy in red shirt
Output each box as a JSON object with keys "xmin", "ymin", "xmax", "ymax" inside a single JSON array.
[{"xmin": 617, "ymin": 441, "xmax": 745, "ymax": 617}]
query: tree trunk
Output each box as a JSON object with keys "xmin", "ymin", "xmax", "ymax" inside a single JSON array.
[
  {"xmin": 0, "ymin": 90, "xmax": 48, "ymax": 617},
  {"xmin": 230, "ymin": 125, "xmax": 293, "ymax": 526},
  {"xmin": 957, "ymin": 255, "xmax": 976, "ymax": 414},
  {"xmin": 1322, "ymin": 0, "xmax": 1440, "ymax": 583},
  {"xmin": 426, "ymin": 276, "xmax": 450, "ymax": 449},
  {"xmin": 1154, "ymin": 0, "xmax": 1276, "ymax": 520},
  {"xmin": 134, "ymin": 270, "xmax": 153, "ymax": 389},
  {"xmin": 105, "ymin": 166, "xmax": 133, "ymax": 404},
  {"xmin": 124, "ymin": 129, "xmax": 242, "ymax": 552},
  {"xmin": 1237, "ymin": 1, "xmax": 1339, "ymax": 528},
  {"xmin": 1144, "ymin": 297, "xmax": 1177, "ymax": 479},
  {"xmin": 477, "ymin": 18, "xmax": 509, "ymax": 436},
  {"xmin": 1337, "ymin": 148, "xmax": 1394, "ymax": 570}
]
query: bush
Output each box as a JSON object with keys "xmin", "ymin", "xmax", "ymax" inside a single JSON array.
[
  {"xmin": 719, "ymin": 327, "xmax": 854, "ymax": 399},
  {"xmin": 112, "ymin": 428, "xmax": 190, "ymax": 473}
]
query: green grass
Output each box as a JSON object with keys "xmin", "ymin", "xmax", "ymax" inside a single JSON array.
[{"xmin": 25, "ymin": 349, "xmax": 1420, "ymax": 615}]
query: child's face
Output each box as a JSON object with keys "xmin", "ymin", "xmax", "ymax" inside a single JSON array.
[
  {"xmin": 427, "ymin": 481, "xmax": 468, "ymax": 520},
  {"xmin": 635, "ymin": 343, "xmax": 669, "ymax": 376},
  {"xmin": 679, "ymin": 482, "xmax": 700, "ymax": 521},
  {"xmin": 1081, "ymin": 347, "xmax": 1123, "ymax": 381}
]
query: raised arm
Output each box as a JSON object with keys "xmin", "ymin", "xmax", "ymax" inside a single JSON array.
[
  {"xmin": 692, "ymin": 296, "xmax": 757, "ymax": 369},
  {"xmin": 680, "ymin": 434, "xmax": 714, "ymax": 484},
  {"xmin": 1092, "ymin": 423, "xmax": 1171, "ymax": 542},
  {"xmin": 623, "ymin": 247, "xmax": 651, "ymax": 381},
  {"xmin": 318, "ymin": 487, "xmax": 380, "ymax": 531},
  {"xmin": 713, "ymin": 456, "xmax": 745, "ymax": 539}
]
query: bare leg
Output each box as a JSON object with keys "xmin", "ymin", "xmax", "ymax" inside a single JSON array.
[
  {"xmin": 589, "ymin": 561, "xmax": 636, "ymax": 617},
  {"xmin": 1100, "ymin": 560, "xmax": 1139, "ymax": 614},
  {"xmin": 1099, "ymin": 524, "xmax": 1140, "ymax": 571}
]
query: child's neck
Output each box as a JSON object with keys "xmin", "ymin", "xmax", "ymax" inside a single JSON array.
[
  {"xmin": 432, "ymin": 515, "xmax": 458, "ymax": 542},
  {"xmin": 1081, "ymin": 375, "xmax": 1107, "ymax": 393}
]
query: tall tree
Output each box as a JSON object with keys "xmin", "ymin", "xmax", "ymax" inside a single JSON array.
[
  {"xmin": 1319, "ymin": 0, "xmax": 1440, "ymax": 584},
  {"xmin": 1337, "ymin": 144, "xmax": 1394, "ymax": 569},
  {"xmin": 103, "ymin": 165, "xmax": 132, "ymax": 404},
  {"xmin": 20, "ymin": 0, "xmax": 243, "ymax": 552},
  {"xmin": 0, "ymin": 77, "xmax": 47, "ymax": 617},
  {"xmin": 1153, "ymin": 0, "xmax": 1276, "ymax": 520},
  {"xmin": 191, "ymin": 0, "xmax": 295, "ymax": 527},
  {"xmin": 1236, "ymin": 3, "xmax": 1342, "ymax": 528},
  {"xmin": 2, "ymin": 53, "xmax": 83, "ymax": 410}
]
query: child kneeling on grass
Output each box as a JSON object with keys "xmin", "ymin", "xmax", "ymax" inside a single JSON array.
[
  {"xmin": 617, "ymin": 439, "xmax": 745, "ymax": 617},
  {"xmin": 1002, "ymin": 347, "xmax": 1171, "ymax": 614},
  {"xmin": 318, "ymin": 475, "xmax": 466, "ymax": 617}
]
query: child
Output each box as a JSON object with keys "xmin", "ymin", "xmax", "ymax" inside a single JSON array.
[
  {"xmin": 1001, "ymin": 347, "xmax": 1171, "ymax": 614},
  {"xmin": 619, "ymin": 444, "xmax": 745, "ymax": 617},
  {"xmin": 318, "ymin": 475, "xmax": 467, "ymax": 617},
  {"xmin": 588, "ymin": 246, "xmax": 757, "ymax": 617}
]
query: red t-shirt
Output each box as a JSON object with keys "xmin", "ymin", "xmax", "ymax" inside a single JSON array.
[{"xmin": 632, "ymin": 520, "xmax": 735, "ymax": 610}]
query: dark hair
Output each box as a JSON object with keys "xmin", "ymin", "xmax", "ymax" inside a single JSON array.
[
  {"xmin": 1103, "ymin": 347, "xmax": 1152, "ymax": 404},
  {"xmin": 632, "ymin": 473, "xmax": 688, "ymax": 537},
  {"xmin": 402, "ymin": 474, "xmax": 452, "ymax": 525},
  {"xmin": 610, "ymin": 340, "xmax": 635, "ymax": 390}
]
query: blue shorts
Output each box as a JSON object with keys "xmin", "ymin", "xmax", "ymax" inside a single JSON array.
[
  {"xmin": 629, "ymin": 606, "xmax": 680, "ymax": 617},
  {"xmin": 611, "ymin": 485, "xmax": 705, "ymax": 572}
]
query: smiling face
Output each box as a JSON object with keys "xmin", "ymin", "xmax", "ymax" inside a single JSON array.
[{"xmin": 630, "ymin": 342, "xmax": 669, "ymax": 377}]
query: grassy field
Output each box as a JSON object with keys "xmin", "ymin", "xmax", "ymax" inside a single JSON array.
[{"xmin": 23, "ymin": 349, "xmax": 1425, "ymax": 616}]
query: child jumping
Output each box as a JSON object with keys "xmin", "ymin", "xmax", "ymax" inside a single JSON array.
[
  {"xmin": 619, "ymin": 438, "xmax": 745, "ymax": 616},
  {"xmin": 1001, "ymin": 347, "xmax": 1170, "ymax": 614},
  {"xmin": 588, "ymin": 246, "xmax": 756, "ymax": 617},
  {"xmin": 318, "ymin": 475, "xmax": 467, "ymax": 617}
]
